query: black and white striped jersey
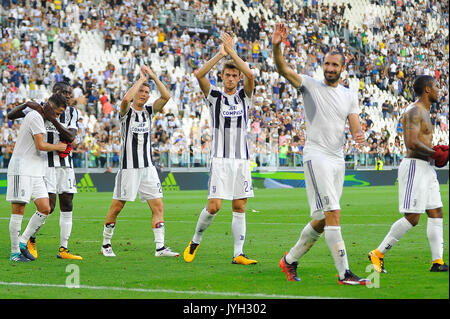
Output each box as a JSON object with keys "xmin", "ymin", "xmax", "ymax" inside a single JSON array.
[
  {"xmin": 45, "ymin": 106, "xmax": 78, "ymax": 168},
  {"xmin": 206, "ymin": 85, "xmax": 252, "ymax": 160},
  {"xmin": 24, "ymin": 105, "xmax": 78, "ymax": 168},
  {"xmin": 119, "ymin": 105, "xmax": 153, "ymax": 169}
]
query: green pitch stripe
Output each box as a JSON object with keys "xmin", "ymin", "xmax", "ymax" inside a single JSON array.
[{"xmin": 0, "ymin": 281, "xmax": 350, "ymax": 299}]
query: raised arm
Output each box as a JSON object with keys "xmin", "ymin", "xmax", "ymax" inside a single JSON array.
[
  {"xmin": 272, "ymin": 23, "xmax": 302, "ymax": 88},
  {"xmin": 7, "ymin": 101, "xmax": 43, "ymax": 120},
  {"xmin": 120, "ymin": 66, "xmax": 148, "ymax": 116},
  {"xmin": 221, "ymin": 32, "xmax": 255, "ymax": 97},
  {"xmin": 142, "ymin": 66, "xmax": 171, "ymax": 113},
  {"xmin": 195, "ymin": 46, "xmax": 228, "ymax": 96}
]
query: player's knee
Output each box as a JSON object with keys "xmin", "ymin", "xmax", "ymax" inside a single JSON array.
[
  {"xmin": 207, "ymin": 205, "xmax": 220, "ymax": 215},
  {"xmin": 427, "ymin": 208, "xmax": 443, "ymax": 219},
  {"xmin": 324, "ymin": 210, "xmax": 341, "ymax": 226},
  {"xmin": 405, "ymin": 214, "xmax": 420, "ymax": 227},
  {"xmin": 40, "ymin": 205, "xmax": 52, "ymax": 215},
  {"xmin": 60, "ymin": 201, "xmax": 73, "ymax": 212},
  {"xmin": 409, "ymin": 220, "xmax": 419, "ymax": 227},
  {"xmin": 206, "ymin": 200, "xmax": 222, "ymax": 214},
  {"xmin": 60, "ymin": 194, "xmax": 74, "ymax": 212},
  {"xmin": 231, "ymin": 205, "xmax": 246, "ymax": 213},
  {"xmin": 310, "ymin": 218, "xmax": 326, "ymax": 233}
]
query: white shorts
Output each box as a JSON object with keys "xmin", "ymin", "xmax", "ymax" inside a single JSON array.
[
  {"xmin": 304, "ymin": 157, "xmax": 345, "ymax": 220},
  {"xmin": 113, "ymin": 166, "xmax": 163, "ymax": 202},
  {"xmin": 208, "ymin": 157, "xmax": 254, "ymax": 200},
  {"xmin": 6, "ymin": 175, "xmax": 49, "ymax": 204},
  {"xmin": 44, "ymin": 167, "xmax": 78, "ymax": 194},
  {"xmin": 398, "ymin": 158, "xmax": 443, "ymax": 214}
]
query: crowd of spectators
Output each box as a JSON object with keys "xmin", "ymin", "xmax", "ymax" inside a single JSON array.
[{"xmin": 0, "ymin": 0, "xmax": 448, "ymax": 170}]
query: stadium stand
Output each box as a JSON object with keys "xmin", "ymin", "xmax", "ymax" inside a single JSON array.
[{"xmin": 0, "ymin": 0, "xmax": 448, "ymax": 170}]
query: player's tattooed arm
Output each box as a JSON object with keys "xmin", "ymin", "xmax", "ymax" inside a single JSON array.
[{"xmin": 403, "ymin": 108, "xmax": 435, "ymax": 157}]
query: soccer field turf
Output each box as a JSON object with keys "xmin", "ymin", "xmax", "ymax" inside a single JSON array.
[{"xmin": 0, "ymin": 185, "xmax": 448, "ymax": 300}]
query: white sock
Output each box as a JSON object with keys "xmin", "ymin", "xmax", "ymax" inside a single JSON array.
[
  {"xmin": 377, "ymin": 217, "xmax": 413, "ymax": 255},
  {"xmin": 20, "ymin": 211, "xmax": 48, "ymax": 244},
  {"xmin": 427, "ymin": 218, "xmax": 444, "ymax": 262},
  {"xmin": 153, "ymin": 222, "xmax": 165, "ymax": 250},
  {"xmin": 192, "ymin": 207, "xmax": 215, "ymax": 244},
  {"xmin": 60, "ymin": 211, "xmax": 73, "ymax": 249},
  {"xmin": 324, "ymin": 226, "xmax": 349, "ymax": 279},
  {"xmin": 9, "ymin": 214, "xmax": 23, "ymax": 254},
  {"xmin": 30, "ymin": 215, "xmax": 47, "ymax": 239},
  {"xmin": 286, "ymin": 222, "xmax": 322, "ymax": 264},
  {"xmin": 232, "ymin": 212, "xmax": 246, "ymax": 257},
  {"xmin": 102, "ymin": 223, "xmax": 115, "ymax": 246}
]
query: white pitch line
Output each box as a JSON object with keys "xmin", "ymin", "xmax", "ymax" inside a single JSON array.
[
  {"xmin": 0, "ymin": 281, "xmax": 348, "ymax": 299},
  {"xmin": 0, "ymin": 217, "xmax": 396, "ymax": 227}
]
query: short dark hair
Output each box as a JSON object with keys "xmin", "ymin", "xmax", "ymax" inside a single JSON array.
[
  {"xmin": 413, "ymin": 75, "xmax": 436, "ymax": 96},
  {"xmin": 325, "ymin": 50, "xmax": 346, "ymax": 66},
  {"xmin": 48, "ymin": 93, "xmax": 68, "ymax": 108},
  {"xmin": 222, "ymin": 60, "xmax": 241, "ymax": 74},
  {"xmin": 52, "ymin": 81, "xmax": 71, "ymax": 93},
  {"xmin": 141, "ymin": 82, "xmax": 151, "ymax": 89}
]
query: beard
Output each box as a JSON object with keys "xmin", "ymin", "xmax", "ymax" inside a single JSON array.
[
  {"xmin": 430, "ymin": 94, "xmax": 439, "ymax": 104},
  {"xmin": 324, "ymin": 71, "xmax": 341, "ymax": 84}
]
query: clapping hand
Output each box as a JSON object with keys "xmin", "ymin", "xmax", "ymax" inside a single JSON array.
[
  {"xmin": 142, "ymin": 65, "xmax": 157, "ymax": 80},
  {"xmin": 272, "ymin": 23, "xmax": 287, "ymax": 46},
  {"xmin": 220, "ymin": 32, "xmax": 235, "ymax": 54},
  {"xmin": 219, "ymin": 44, "xmax": 228, "ymax": 57},
  {"xmin": 139, "ymin": 65, "xmax": 149, "ymax": 81}
]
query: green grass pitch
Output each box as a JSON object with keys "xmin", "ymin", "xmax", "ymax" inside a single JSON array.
[{"xmin": 0, "ymin": 185, "xmax": 448, "ymax": 299}]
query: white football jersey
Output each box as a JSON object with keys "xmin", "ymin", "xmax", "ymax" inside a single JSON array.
[
  {"xmin": 299, "ymin": 75, "xmax": 360, "ymax": 160},
  {"xmin": 7, "ymin": 110, "xmax": 47, "ymax": 177}
]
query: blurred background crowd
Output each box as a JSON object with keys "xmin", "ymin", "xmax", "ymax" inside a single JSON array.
[{"xmin": 0, "ymin": 0, "xmax": 448, "ymax": 170}]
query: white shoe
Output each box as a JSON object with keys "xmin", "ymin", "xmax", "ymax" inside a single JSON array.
[
  {"xmin": 101, "ymin": 244, "xmax": 116, "ymax": 257},
  {"xmin": 155, "ymin": 246, "xmax": 180, "ymax": 257}
]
